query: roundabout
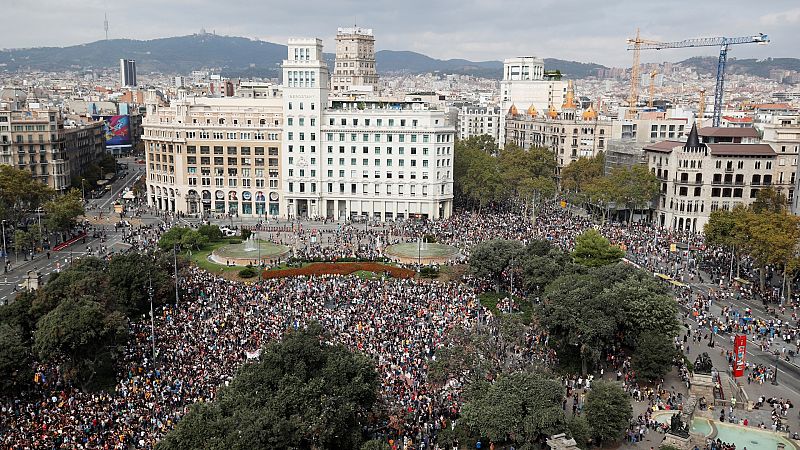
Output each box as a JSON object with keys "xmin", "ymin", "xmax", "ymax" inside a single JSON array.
[
  {"xmin": 383, "ymin": 241, "xmax": 461, "ymax": 264},
  {"xmin": 210, "ymin": 234, "xmax": 290, "ymax": 266}
]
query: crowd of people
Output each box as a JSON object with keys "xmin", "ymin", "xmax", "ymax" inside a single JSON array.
[{"xmin": 1, "ymin": 203, "xmax": 799, "ymax": 449}]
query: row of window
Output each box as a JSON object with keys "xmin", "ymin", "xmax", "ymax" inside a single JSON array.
[
  {"xmin": 186, "ymin": 157, "xmax": 278, "ymax": 166},
  {"xmin": 288, "ymin": 181, "xmax": 444, "ymax": 196},
  {"xmin": 187, "ymin": 178, "xmax": 279, "ymax": 188},
  {"xmin": 186, "ymin": 146, "xmax": 278, "ymax": 156},
  {"xmin": 288, "ymin": 169, "xmax": 447, "ymax": 181}
]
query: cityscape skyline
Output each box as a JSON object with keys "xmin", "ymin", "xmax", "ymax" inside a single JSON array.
[{"xmin": 2, "ymin": 0, "xmax": 798, "ymax": 66}]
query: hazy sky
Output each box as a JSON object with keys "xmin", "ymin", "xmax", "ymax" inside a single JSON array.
[{"xmin": 3, "ymin": 0, "xmax": 798, "ymax": 66}]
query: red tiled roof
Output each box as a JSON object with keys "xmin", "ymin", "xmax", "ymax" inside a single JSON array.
[
  {"xmin": 698, "ymin": 127, "xmax": 759, "ymax": 138},
  {"xmin": 722, "ymin": 116, "xmax": 753, "ymax": 123},
  {"xmin": 750, "ymin": 103, "xmax": 794, "ymax": 110},
  {"xmin": 708, "ymin": 144, "xmax": 775, "ymax": 157},
  {"xmin": 643, "ymin": 140, "xmax": 682, "ymax": 153}
]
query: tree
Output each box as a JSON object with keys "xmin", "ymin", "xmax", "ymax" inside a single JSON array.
[
  {"xmin": 469, "ymin": 239, "xmax": 524, "ymax": 292},
  {"xmin": 198, "ymin": 224, "xmax": 224, "ymax": 242},
  {"xmin": 538, "ymin": 265, "xmax": 677, "ymax": 375},
  {"xmin": 44, "ymin": 189, "xmax": 85, "ymax": 238},
  {"xmin": 631, "ymin": 333, "xmax": 678, "ymax": 383},
  {"xmin": 108, "ymin": 252, "xmax": 173, "ymax": 316},
  {"xmin": 180, "ymin": 229, "xmax": 208, "ymax": 251},
  {"xmin": 462, "ymin": 150, "xmax": 504, "ymax": 211},
  {"xmin": 571, "ymin": 229, "xmax": 624, "ymax": 267},
  {"xmin": 0, "ymin": 323, "xmax": 32, "ymax": 393},
  {"xmin": 519, "ymin": 244, "xmax": 578, "ymax": 295},
  {"xmin": 33, "ymin": 298, "xmax": 128, "ymax": 388},
  {"xmin": 584, "ymin": 381, "xmax": 631, "ymax": 444},
  {"xmin": 607, "ymin": 165, "xmax": 659, "ymax": 225},
  {"xmin": 158, "ymin": 227, "xmax": 191, "ymax": 250},
  {"xmin": 560, "ymin": 152, "xmax": 604, "ymax": 193},
  {"xmin": 157, "ymin": 325, "xmax": 379, "ymax": 450},
  {"xmin": 0, "ymin": 165, "xmax": 54, "ymax": 225},
  {"xmin": 751, "ymin": 186, "xmax": 787, "ymax": 213},
  {"xmin": 460, "ymin": 372, "xmax": 566, "ymax": 447},
  {"xmin": 566, "ymin": 416, "xmax": 591, "ymax": 450},
  {"xmin": 584, "ymin": 176, "xmax": 617, "ymax": 223},
  {"xmin": 360, "ymin": 440, "xmax": 391, "ymax": 450}
]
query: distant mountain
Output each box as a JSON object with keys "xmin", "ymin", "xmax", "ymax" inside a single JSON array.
[
  {"xmin": 0, "ymin": 34, "xmax": 607, "ymax": 80},
  {"xmin": 678, "ymin": 56, "xmax": 800, "ymax": 79}
]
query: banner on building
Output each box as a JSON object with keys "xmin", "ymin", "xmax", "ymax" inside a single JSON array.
[
  {"xmin": 733, "ymin": 335, "xmax": 746, "ymax": 377},
  {"xmin": 93, "ymin": 115, "xmax": 131, "ymax": 147}
]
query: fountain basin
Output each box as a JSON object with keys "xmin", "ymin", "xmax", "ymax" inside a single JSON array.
[
  {"xmin": 384, "ymin": 242, "xmax": 461, "ymax": 265},
  {"xmin": 210, "ymin": 240, "xmax": 290, "ymax": 267}
]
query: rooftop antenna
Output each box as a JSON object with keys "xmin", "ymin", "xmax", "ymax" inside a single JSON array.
[{"xmin": 104, "ymin": 12, "xmax": 109, "ymax": 40}]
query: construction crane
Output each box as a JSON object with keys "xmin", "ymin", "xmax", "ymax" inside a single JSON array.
[
  {"xmin": 628, "ymin": 32, "xmax": 769, "ymax": 126},
  {"xmin": 626, "ymin": 29, "xmax": 663, "ymax": 118},
  {"xmin": 697, "ymin": 88, "xmax": 706, "ymax": 125},
  {"xmin": 648, "ymin": 70, "xmax": 657, "ymax": 108}
]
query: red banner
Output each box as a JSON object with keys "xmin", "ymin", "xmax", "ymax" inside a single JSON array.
[{"xmin": 733, "ymin": 335, "xmax": 747, "ymax": 377}]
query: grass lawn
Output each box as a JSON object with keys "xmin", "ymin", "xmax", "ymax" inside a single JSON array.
[
  {"xmin": 183, "ymin": 239, "xmax": 242, "ymax": 274},
  {"xmin": 478, "ymin": 291, "xmax": 533, "ymax": 323}
]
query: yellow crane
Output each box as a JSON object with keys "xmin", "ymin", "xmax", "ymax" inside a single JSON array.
[
  {"xmin": 648, "ymin": 70, "xmax": 657, "ymax": 108},
  {"xmin": 626, "ymin": 29, "xmax": 662, "ymax": 118},
  {"xmin": 698, "ymin": 88, "xmax": 706, "ymax": 124}
]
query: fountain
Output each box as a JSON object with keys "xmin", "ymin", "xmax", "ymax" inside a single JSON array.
[{"xmin": 243, "ymin": 233, "xmax": 259, "ymax": 252}]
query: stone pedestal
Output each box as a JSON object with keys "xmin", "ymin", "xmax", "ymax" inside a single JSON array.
[
  {"xmin": 662, "ymin": 433, "xmax": 692, "ymax": 450},
  {"xmin": 690, "ymin": 373, "xmax": 715, "ymax": 403},
  {"xmin": 546, "ymin": 433, "xmax": 579, "ymax": 450}
]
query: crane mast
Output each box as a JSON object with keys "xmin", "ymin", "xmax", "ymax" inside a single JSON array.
[{"xmin": 627, "ymin": 32, "xmax": 769, "ymax": 126}]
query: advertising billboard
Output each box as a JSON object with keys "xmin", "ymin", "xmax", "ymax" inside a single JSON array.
[
  {"xmin": 733, "ymin": 335, "xmax": 746, "ymax": 377},
  {"xmin": 94, "ymin": 115, "xmax": 131, "ymax": 147}
]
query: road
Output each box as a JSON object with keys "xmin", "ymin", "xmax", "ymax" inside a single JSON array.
[{"xmin": 0, "ymin": 159, "xmax": 151, "ymax": 304}]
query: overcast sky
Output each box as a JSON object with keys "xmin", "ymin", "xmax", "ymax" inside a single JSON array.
[{"xmin": 3, "ymin": 0, "xmax": 798, "ymax": 66}]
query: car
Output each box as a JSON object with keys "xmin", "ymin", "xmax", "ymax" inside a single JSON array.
[
  {"xmin": 219, "ymin": 226, "xmax": 237, "ymax": 237},
  {"xmin": 136, "ymin": 159, "xmax": 145, "ymax": 164}
]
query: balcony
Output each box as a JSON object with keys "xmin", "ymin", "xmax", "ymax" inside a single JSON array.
[{"xmin": 724, "ymin": 167, "xmax": 734, "ymax": 173}]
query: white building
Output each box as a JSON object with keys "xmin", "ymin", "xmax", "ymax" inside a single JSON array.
[
  {"xmin": 457, "ymin": 104, "xmax": 501, "ymax": 142},
  {"xmin": 645, "ymin": 124, "xmax": 777, "ymax": 232},
  {"xmin": 282, "ymin": 38, "xmax": 454, "ymax": 221},
  {"xmin": 760, "ymin": 115, "xmax": 800, "ymax": 208},
  {"xmin": 499, "ymin": 56, "xmax": 567, "ymax": 146}
]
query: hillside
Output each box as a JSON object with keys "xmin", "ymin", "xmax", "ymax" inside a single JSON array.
[
  {"xmin": 0, "ymin": 34, "xmax": 606, "ymax": 79},
  {"xmin": 678, "ymin": 56, "xmax": 800, "ymax": 78}
]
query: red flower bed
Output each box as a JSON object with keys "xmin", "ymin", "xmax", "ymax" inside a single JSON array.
[{"xmin": 261, "ymin": 262, "xmax": 416, "ymax": 279}]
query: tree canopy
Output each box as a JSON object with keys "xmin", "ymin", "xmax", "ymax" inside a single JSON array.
[
  {"xmin": 0, "ymin": 165, "xmax": 54, "ymax": 225},
  {"xmin": 571, "ymin": 229, "xmax": 625, "ymax": 267},
  {"xmin": 157, "ymin": 324, "xmax": 379, "ymax": 450},
  {"xmin": 584, "ymin": 381, "xmax": 632, "ymax": 444}
]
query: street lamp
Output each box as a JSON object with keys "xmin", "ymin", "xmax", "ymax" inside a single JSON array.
[
  {"xmin": 173, "ymin": 244, "xmax": 180, "ymax": 307},
  {"xmin": 36, "ymin": 207, "xmax": 43, "ymax": 252},
  {"xmin": 149, "ymin": 277, "xmax": 156, "ymax": 362},
  {"xmin": 1, "ymin": 220, "xmax": 7, "ymax": 274},
  {"xmin": 772, "ymin": 351, "xmax": 779, "ymax": 385},
  {"xmin": 81, "ymin": 178, "xmax": 86, "ymax": 203}
]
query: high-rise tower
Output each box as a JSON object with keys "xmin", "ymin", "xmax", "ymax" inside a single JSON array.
[
  {"xmin": 332, "ymin": 27, "xmax": 378, "ymax": 93},
  {"xmin": 119, "ymin": 59, "xmax": 137, "ymax": 87}
]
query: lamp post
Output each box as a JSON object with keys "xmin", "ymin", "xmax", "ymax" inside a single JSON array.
[
  {"xmin": 36, "ymin": 207, "xmax": 43, "ymax": 252},
  {"xmin": 772, "ymin": 351, "xmax": 779, "ymax": 385},
  {"xmin": 149, "ymin": 277, "xmax": 156, "ymax": 362},
  {"xmin": 173, "ymin": 243, "xmax": 180, "ymax": 307},
  {"xmin": 1, "ymin": 220, "xmax": 7, "ymax": 274},
  {"xmin": 81, "ymin": 178, "xmax": 86, "ymax": 203}
]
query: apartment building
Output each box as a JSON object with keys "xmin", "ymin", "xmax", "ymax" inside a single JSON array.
[
  {"xmin": 505, "ymin": 83, "xmax": 610, "ymax": 173},
  {"xmin": 759, "ymin": 115, "xmax": 799, "ymax": 206},
  {"xmin": 457, "ymin": 105, "xmax": 501, "ymax": 142},
  {"xmin": 142, "ymin": 94, "xmax": 283, "ymax": 216},
  {"xmin": 0, "ymin": 107, "xmax": 105, "ymax": 192},
  {"xmin": 331, "ymin": 27, "xmax": 378, "ymax": 94},
  {"xmin": 499, "ymin": 56, "xmax": 567, "ymax": 146},
  {"xmin": 645, "ymin": 124, "xmax": 776, "ymax": 232}
]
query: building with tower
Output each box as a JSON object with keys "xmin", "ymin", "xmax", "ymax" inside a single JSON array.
[
  {"xmin": 119, "ymin": 59, "xmax": 137, "ymax": 87},
  {"xmin": 499, "ymin": 56, "xmax": 567, "ymax": 146},
  {"xmin": 332, "ymin": 27, "xmax": 378, "ymax": 94},
  {"xmin": 505, "ymin": 80, "xmax": 610, "ymax": 174}
]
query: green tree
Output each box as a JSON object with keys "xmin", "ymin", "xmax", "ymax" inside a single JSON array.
[
  {"xmin": 631, "ymin": 333, "xmax": 678, "ymax": 382},
  {"xmin": 752, "ymin": 186, "xmax": 787, "ymax": 213},
  {"xmin": 158, "ymin": 227, "xmax": 191, "ymax": 250},
  {"xmin": 33, "ymin": 298, "xmax": 128, "ymax": 388},
  {"xmin": 157, "ymin": 325, "xmax": 379, "ymax": 450},
  {"xmin": 180, "ymin": 229, "xmax": 208, "ymax": 252},
  {"xmin": 469, "ymin": 239, "xmax": 524, "ymax": 292},
  {"xmin": 0, "ymin": 323, "xmax": 32, "ymax": 393},
  {"xmin": 43, "ymin": 189, "xmax": 85, "ymax": 238},
  {"xmin": 566, "ymin": 416, "xmax": 591, "ymax": 450},
  {"xmin": 198, "ymin": 224, "xmax": 224, "ymax": 242},
  {"xmin": 571, "ymin": 229, "xmax": 624, "ymax": 267},
  {"xmin": 460, "ymin": 372, "xmax": 565, "ymax": 447},
  {"xmin": 0, "ymin": 165, "xmax": 54, "ymax": 225},
  {"xmin": 584, "ymin": 381, "xmax": 631, "ymax": 444},
  {"xmin": 462, "ymin": 150, "xmax": 504, "ymax": 211},
  {"xmin": 108, "ymin": 253, "xmax": 172, "ymax": 316},
  {"xmin": 560, "ymin": 152, "xmax": 605, "ymax": 193},
  {"xmin": 608, "ymin": 165, "xmax": 659, "ymax": 225},
  {"xmin": 519, "ymin": 243, "xmax": 578, "ymax": 295},
  {"xmin": 360, "ymin": 440, "xmax": 391, "ymax": 450}
]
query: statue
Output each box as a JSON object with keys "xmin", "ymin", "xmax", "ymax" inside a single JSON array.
[
  {"xmin": 669, "ymin": 413, "xmax": 689, "ymax": 437},
  {"xmin": 694, "ymin": 352, "xmax": 713, "ymax": 374}
]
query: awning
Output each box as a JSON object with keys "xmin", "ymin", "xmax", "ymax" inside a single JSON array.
[
  {"xmin": 670, "ymin": 280, "xmax": 687, "ymax": 287},
  {"xmin": 655, "ymin": 273, "xmax": 672, "ymax": 280},
  {"xmin": 733, "ymin": 277, "xmax": 751, "ymax": 285}
]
